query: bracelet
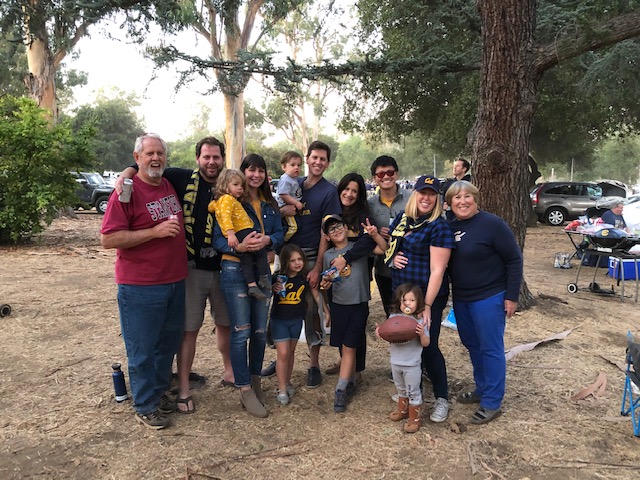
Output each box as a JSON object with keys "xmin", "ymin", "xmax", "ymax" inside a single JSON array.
[{"xmin": 425, "ymin": 303, "xmax": 431, "ymax": 307}]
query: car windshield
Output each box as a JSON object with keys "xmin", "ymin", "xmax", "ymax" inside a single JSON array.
[{"xmin": 85, "ymin": 173, "xmax": 106, "ymax": 186}]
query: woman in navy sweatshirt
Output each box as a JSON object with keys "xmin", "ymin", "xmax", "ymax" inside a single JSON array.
[{"xmin": 446, "ymin": 181, "xmax": 523, "ymax": 425}]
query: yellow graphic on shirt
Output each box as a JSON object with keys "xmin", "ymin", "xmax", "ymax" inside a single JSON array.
[{"xmin": 279, "ymin": 284, "xmax": 306, "ymax": 305}]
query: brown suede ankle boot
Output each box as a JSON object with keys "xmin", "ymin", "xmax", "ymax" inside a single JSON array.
[
  {"xmin": 405, "ymin": 404, "xmax": 422, "ymax": 433},
  {"xmin": 251, "ymin": 375, "xmax": 267, "ymax": 405},
  {"xmin": 240, "ymin": 388, "xmax": 268, "ymax": 418},
  {"xmin": 390, "ymin": 397, "xmax": 409, "ymax": 421}
]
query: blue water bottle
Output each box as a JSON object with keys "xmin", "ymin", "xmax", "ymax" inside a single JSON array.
[{"xmin": 111, "ymin": 363, "xmax": 129, "ymax": 402}]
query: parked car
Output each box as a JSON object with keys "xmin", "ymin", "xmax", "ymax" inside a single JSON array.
[
  {"xmin": 72, "ymin": 171, "xmax": 114, "ymax": 214},
  {"xmin": 531, "ymin": 180, "xmax": 627, "ymax": 226}
]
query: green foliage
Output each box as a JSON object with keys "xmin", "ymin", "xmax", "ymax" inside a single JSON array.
[
  {"xmin": 0, "ymin": 96, "xmax": 94, "ymax": 244},
  {"xmin": 64, "ymin": 90, "xmax": 145, "ymax": 171},
  {"xmin": 593, "ymin": 135, "xmax": 640, "ymax": 186}
]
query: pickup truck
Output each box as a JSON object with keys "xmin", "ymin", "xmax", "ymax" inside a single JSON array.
[{"xmin": 72, "ymin": 172, "xmax": 114, "ymax": 214}]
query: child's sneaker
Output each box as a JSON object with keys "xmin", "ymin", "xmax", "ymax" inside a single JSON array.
[
  {"xmin": 276, "ymin": 391, "xmax": 290, "ymax": 405},
  {"xmin": 258, "ymin": 275, "xmax": 270, "ymax": 289},
  {"xmin": 334, "ymin": 389, "xmax": 347, "ymax": 413},
  {"xmin": 286, "ymin": 383, "xmax": 296, "ymax": 398},
  {"xmin": 248, "ymin": 285, "xmax": 266, "ymax": 300}
]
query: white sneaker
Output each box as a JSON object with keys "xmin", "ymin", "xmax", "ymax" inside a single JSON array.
[
  {"xmin": 276, "ymin": 391, "xmax": 289, "ymax": 406},
  {"xmin": 286, "ymin": 384, "xmax": 296, "ymax": 398},
  {"xmin": 430, "ymin": 397, "xmax": 449, "ymax": 423}
]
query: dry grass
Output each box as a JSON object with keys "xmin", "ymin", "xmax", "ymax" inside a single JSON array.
[{"xmin": 0, "ymin": 215, "xmax": 639, "ymax": 479}]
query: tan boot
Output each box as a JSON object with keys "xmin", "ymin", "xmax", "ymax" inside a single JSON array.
[
  {"xmin": 390, "ymin": 397, "xmax": 409, "ymax": 421},
  {"xmin": 251, "ymin": 375, "xmax": 267, "ymax": 405},
  {"xmin": 240, "ymin": 388, "xmax": 268, "ymax": 418},
  {"xmin": 405, "ymin": 404, "xmax": 422, "ymax": 433}
]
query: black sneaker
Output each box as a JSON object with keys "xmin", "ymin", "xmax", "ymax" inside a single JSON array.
[
  {"xmin": 136, "ymin": 411, "xmax": 169, "ymax": 430},
  {"xmin": 388, "ymin": 371, "xmax": 394, "ymax": 383},
  {"xmin": 261, "ymin": 360, "xmax": 277, "ymax": 377},
  {"xmin": 306, "ymin": 367, "xmax": 322, "ymax": 388},
  {"xmin": 158, "ymin": 394, "xmax": 177, "ymax": 414},
  {"xmin": 334, "ymin": 389, "xmax": 347, "ymax": 413},
  {"xmin": 346, "ymin": 381, "xmax": 358, "ymax": 398}
]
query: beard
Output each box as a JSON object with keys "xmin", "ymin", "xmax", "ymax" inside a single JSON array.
[{"xmin": 144, "ymin": 164, "xmax": 165, "ymax": 179}]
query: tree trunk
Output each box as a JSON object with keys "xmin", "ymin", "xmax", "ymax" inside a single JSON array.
[
  {"xmin": 23, "ymin": 20, "xmax": 57, "ymax": 121},
  {"xmin": 473, "ymin": 0, "xmax": 539, "ymax": 309},
  {"xmin": 222, "ymin": 91, "xmax": 246, "ymax": 169}
]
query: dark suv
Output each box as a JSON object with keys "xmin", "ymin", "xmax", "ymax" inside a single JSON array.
[
  {"xmin": 72, "ymin": 172, "xmax": 114, "ymax": 214},
  {"xmin": 530, "ymin": 181, "xmax": 602, "ymax": 225}
]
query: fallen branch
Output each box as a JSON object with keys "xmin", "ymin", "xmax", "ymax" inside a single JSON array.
[
  {"xmin": 466, "ymin": 441, "xmax": 478, "ymax": 475},
  {"xmin": 571, "ymin": 372, "xmax": 607, "ymax": 401},
  {"xmin": 46, "ymin": 356, "xmax": 92, "ymax": 377},
  {"xmin": 480, "ymin": 460, "xmax": 506, "ymax": 480},
  {"xmin": 543, "ymin": 459, "xmax": 638, "ymax": 470},
  {"xmin": 598, "ymin": 354, "xmax": 626, "ymax": 372},
  {"xmin": 509, "ymin": 362, "xmax": 564, "ymax": 369},
  {"xmin": 505, "ymin": 328, "xmax": 576, "ymax": 361}
]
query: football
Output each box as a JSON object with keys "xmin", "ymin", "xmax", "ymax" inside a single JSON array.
[{"xmin": 378, "ymin": 315, "xmax": 419, "ymax": 343}]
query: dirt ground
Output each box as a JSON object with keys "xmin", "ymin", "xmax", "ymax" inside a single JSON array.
[{"xmin": 1, "ymin": 214, "xmax": 639, "ymax": 480}]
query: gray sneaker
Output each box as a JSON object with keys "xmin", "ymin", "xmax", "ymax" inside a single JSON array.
[
  {"xmin": 136, "ymin": 411, "xmax": 169, "ymax": 430},
  {"xmin": 430, "ymin": 397, "xmax": 449, "ymax": 423},
  {"xmin": 286, "ymin": 383, "xmax": 296, "ymax": 398},
  {"xmin": 276, "ymin": 391, "xmax": 290, "ymax": 405}
]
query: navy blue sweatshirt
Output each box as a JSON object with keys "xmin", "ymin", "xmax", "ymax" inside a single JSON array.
[{"xmin": 449, "ymin": 210, "xmax": 523, "ymax": 302}]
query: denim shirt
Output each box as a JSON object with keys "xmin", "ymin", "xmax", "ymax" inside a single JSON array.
[{"xmin": 212, "ymin": 196, "xmax": 284, "ymax": 256}]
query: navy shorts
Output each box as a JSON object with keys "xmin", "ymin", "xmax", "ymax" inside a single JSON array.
[
  {"xmin": 271, "ymin": 317, "xmax": 303, "ymax": 342},
  {"xmin": 329, "ymin": 302, "xmax": 368, "ymax": 349}
]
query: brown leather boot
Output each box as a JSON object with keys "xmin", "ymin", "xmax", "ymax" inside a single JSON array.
[
  {"xmin": 390, "ymin": 397, "xmax": 409, "ymax": 421},
  {"xmin": 405, "ymin": 404, "xmax": 422, "ymax": 433},
  {"xmin": 251, "ymin": 375, "xmax": 267, "ymax": 405}
]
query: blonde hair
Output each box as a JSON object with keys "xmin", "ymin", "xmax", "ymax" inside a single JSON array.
[
  {"xmin": 215, "ymin": 169, "xmax": 248, "ymax": 202},
  {"xmin": 404, "ymin": 189, "xmax": 443, "ymax": 222},
  {"xmin": 445, "ymin": 180, "xmax": 479, "ymax": 206}
]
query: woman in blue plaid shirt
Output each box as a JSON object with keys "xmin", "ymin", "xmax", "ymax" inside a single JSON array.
[{"xmin": 384, "ymin": 175, "xmax": 455, "ymax": 423}]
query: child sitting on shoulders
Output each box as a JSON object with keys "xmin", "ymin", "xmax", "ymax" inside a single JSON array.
[
  {"xmin": 378, "ymin": 283, "xmax": 431, "ymax": 433},
  {"xmin": 270, "ymin": 244, "xmax": 329, "ymax": 405},
  {"xmin": 208, "ymin": 169, "xmax": 269, "ymax": 300}
]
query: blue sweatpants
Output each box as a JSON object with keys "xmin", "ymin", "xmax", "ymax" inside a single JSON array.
[{"xmin": 454, "ymin": 291, "xmax": 506, "ymax": 410}]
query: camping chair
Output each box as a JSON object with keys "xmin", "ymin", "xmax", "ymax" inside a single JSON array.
[{"xmin": 620, "ymin": 331, "xmax": 640, "ymax": 436}]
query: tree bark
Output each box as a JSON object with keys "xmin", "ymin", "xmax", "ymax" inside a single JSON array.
[
  {"xmin": 222, "ymin": 91, "xmax": 246, "ymax": 168},
  {"xmin": 473, "ymin": 0, "xmax": 538, "ymax": 308}
]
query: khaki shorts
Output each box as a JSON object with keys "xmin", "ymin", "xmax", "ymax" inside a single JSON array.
[{"xmin": 184, "ymin": 268, "xmax": 230, "ymax": 332}]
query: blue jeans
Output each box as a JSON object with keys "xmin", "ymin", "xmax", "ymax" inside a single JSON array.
[
  {"xmin": 454, "ymin": 291, "xmax": 506, "ymax": 410},
  {"xmin": 220, "ymin": 260, "xmax": 269, "ymax": 387},
  {"xmin": 117, "ymin": 281, "xmax": 185, "ymax": 415}
]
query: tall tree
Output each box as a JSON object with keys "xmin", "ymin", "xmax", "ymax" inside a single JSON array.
[
  {"xmin": 0, "ymin": 0, "xmax": 157, "ymax": 121},
  {"xmin": 152, "ymin": 0, "xmax": 306, "ymax": 168}
]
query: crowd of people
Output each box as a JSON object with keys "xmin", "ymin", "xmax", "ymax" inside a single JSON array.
[{"xmin": 101, "ymin": 134, "xmax": 523, "ymax": 433}]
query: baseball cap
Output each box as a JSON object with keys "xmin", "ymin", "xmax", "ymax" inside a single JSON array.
[
  {"xmin": 414, "ymin": 175, "xmax": 441, "ymax": 193},
  {"xmin": 322, "ymin": 214, "xmax": 344, "ymax": 234}
]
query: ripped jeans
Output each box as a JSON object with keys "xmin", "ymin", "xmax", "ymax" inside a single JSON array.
[{"xmin": 220, "ymin": 260, "xmax": 270, "ymax": 387}]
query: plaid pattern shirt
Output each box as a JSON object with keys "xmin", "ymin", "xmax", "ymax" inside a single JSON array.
[{"xmin": 389, "ymin": 215, "xmax": 455, "ymax": 294}]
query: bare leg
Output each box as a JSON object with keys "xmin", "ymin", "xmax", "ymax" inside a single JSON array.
[
  {"xmin": 287, "ymin": 339, "xmax": 298, "ymax": 384},
  {"xmin": 216, "ymin": 324, "xmax": 234, "ymax": 383},
  {"xmin": 339, "ymin": 345, "xmax": 356, "ymax": 383},
  {"xmin": 275, "ymin": 341, "xmax": 290, "ymax": 392},
  {"xmin": 177, "ymin": 330, "xmax": 199, "ymax": 410},
  {"xmin": 309, "ymin": 344, "xmax": 321, "ymax": 369}
]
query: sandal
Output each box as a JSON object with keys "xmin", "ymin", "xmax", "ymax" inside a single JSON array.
[
  {"xmin": 220, "ymin": 379, "xmax": 236, "ymax": 388},
  {"xmin": 325, "ymin": 362, "xmax": 340, "ymax": 375},
  {"xmin": 457, "ymin": 390, "xmax": 481, "ymax": 404},
  {"xmin": 470, "ymin": 407, "xmax": 502, "ymax": 424},
  {"xmin": 176, "ymin": 396, "xmax": 196, "ymax": 414}
]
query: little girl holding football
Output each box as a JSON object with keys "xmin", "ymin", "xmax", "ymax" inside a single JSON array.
[{"xmin": 378, "ymin": 283, "xmax": 431, "ymax": 433}]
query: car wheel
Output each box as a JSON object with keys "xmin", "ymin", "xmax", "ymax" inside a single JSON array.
[
  {"xmin": 545, "ymin": 208, "xmax": 566, "ymax": 226},
  {"xmin": 95, "ymin": 196, "xmax": 109, "ymax": 214}
]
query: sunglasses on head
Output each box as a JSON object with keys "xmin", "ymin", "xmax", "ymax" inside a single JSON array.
[{"xmin": 375, "ymin": 170, "xmax": 396, "ymax": 179}]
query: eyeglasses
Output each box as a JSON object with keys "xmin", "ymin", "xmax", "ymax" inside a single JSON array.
[
  {"xmin": 375, "ymin": 170, "xmax": 397, "ymax": 179},
  {"xmin": 327, "ymin": 223, "xmax": 345, "ymax": 234}
]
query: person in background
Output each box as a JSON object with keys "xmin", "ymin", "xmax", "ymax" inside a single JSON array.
[
  {"xmin": 441, "ymin": 157, "xmax": 471, "ymax": 220},
  {"xmin": 101, "ymin": 133, "xmax": 187, "ymax": 429},
  {"xmin": 384, "ymin": 175, "xmax": 455, "ymax": 423},
  {"xmin": 116, "ymin": 137, "xmax": 234, "ymax": 414},
  {"xmin": 276, "ymin": 151, "xmax": 304, "ymax": 241},
  {"xmin": 601, "ymin": 201, "xmax": 630, "ymax": 233},
  {"xmin": 213, "ymin": 154, "xmax": 283, "ymax": 418},
  {"xmin": 446, "ymin": 181, "xmax": 523, "ymax": 424}
]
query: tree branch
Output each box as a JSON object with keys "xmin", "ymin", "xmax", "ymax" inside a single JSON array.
[{"xmin": 534, "ymin": 10, "xmax": 640, "ymax": 73}]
